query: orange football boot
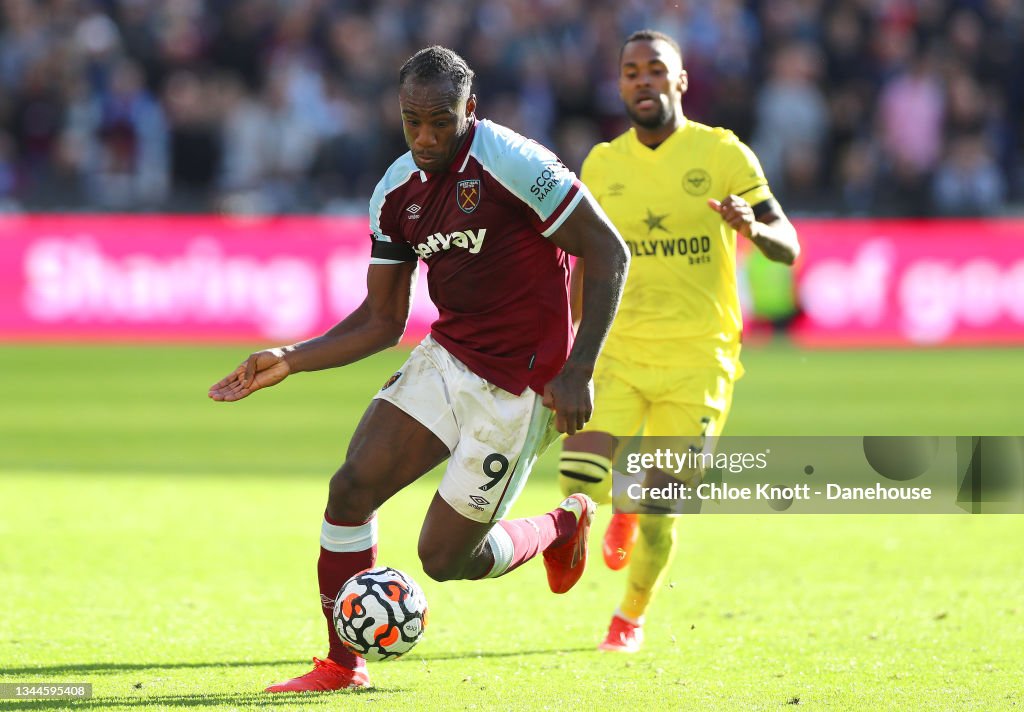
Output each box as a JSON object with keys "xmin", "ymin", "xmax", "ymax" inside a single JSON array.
[
  {"xmin": 264, "ymin": 656, "xmax": 370, "ymax": 693},
  {"xmin": 543, "ymin": 493, "xmax": 596, "ymax": 594},
  {"xmin": 598, "ymin": 614, "xmax": 643, "ymax": 653},
  {"xmin": 602, "ymin": 512, "xmax": 639, "ymax": 570}
]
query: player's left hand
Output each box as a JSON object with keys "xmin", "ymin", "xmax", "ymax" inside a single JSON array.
[
  {"xmin": 708, "ymin": 195, "xmax": 755, "ymax": 239},
  {"xmin": 208, "ymin": 348, "xmax": 291, "ymax": 402},
  {"xmin": 542, "ymin": 364, "xmax": 595, "ymax": 436}
]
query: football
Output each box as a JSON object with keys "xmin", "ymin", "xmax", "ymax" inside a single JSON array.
[{"xmin": 333, "ymin": 566, "xmax": 428, "ymax": 661}]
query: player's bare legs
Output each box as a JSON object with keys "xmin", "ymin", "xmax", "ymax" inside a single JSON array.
[
  {"xmin": 326, "ymin": 400, "xmax": 450, "ymax": 524},
  {"xmin": 267, "ymin": 400, "xmax": 449, "ymax": 693},
  {"xmin": 417, "ymin": 493, "xmax": 497, "ymax": 580},
  {"xmin": 321, "ymin": 398, "xmax": 449, "ymax": 649},
  {"xmin": 268, "ymin": 397, "xmax": 595, "ymax": 692},
  {"xmin": 416, "ymin": 489, "xmax": 593, "ymax": 591}
]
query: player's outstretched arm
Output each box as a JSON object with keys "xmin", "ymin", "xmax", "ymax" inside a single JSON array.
[
  {"xmin": 708, "ymin": 195, "xmax": 800, "ymax": 265},
  {"xmin": 207, "ymin": 348, "xmax": 291, "ymax": 402},
  {"xmin": 544, "ymin": 193, "xmax": 630, "ymax": 434},
  {"xmin": 207, "ymin": 262, "xmax": 417, "ymax": 402}
]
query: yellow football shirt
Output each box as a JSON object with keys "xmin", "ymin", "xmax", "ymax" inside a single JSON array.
[{"xmin": 581, "ymin": 118, "xmax": 774, "ymax": 378}]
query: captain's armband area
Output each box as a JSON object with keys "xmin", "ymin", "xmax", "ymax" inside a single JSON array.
[
  {"xmin": 751, "ymin": 198, "xmax": 780, "ymax": 221},
  {"xmin": 370, "ymin": 235, "xmax": 418, "ymax": 262}
]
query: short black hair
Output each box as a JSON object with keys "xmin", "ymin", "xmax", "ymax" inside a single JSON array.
[
  {"xmin": 620, "ymin": 29, "xmax": 683, "ymax": 65},
  {"xmin": 399, "ymin": 46, "xmax": 474, "ymax": 100}
]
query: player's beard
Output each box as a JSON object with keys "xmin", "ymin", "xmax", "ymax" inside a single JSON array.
[{"xmin": 626, "ymin": 100, "xmax": 672, "ymax": 130}]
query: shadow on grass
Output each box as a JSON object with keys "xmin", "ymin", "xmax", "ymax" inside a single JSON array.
[
  {"xmin": 2, "ymin": 646, "xmax": 595, "ymax": 678},
  {"xmin": 0, "ymin": 687, "xmax": 396, "ymax": 711},
  {"xmin": 0, "ymin": 660, "xmax": 305, "ymax": 677},
  {"xmin": 398, "ymin": 646, "xmax": 594, "ymax": 662}
]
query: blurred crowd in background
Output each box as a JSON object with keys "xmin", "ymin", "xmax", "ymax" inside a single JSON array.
[{"xmin": 1, "ymin": 0, "xmax": 1021, "ymax": 216}]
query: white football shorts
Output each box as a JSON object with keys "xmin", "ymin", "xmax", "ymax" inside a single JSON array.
[{"xmin": 373, "ymin": 335, "xmax": 560, "ymax": 523}]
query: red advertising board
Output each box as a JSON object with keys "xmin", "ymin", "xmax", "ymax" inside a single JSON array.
[
  {"xmin": 790, "ymin": 219, "xmax": 1024, "ymax": 346},
  {"xmin": 0, "ymin": 215, "xmax": 437, "ymax": 343},
  {"xmin": 1, "ymin": 215, "xmax": 1022, "ymax": 346}
]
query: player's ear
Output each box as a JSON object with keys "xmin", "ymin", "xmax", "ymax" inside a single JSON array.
[
  {"xmin": 678, "ymin": 69, "xmax": 688, "ymax": 96},
  {"xmin": 465, "ymin": 94, "xmax": 477, "ymax": 117}
]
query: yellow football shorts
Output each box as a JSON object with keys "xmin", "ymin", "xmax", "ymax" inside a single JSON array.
[{"xmin": 586, "ymin": 352, "xmax": 736, "ymax": 441}]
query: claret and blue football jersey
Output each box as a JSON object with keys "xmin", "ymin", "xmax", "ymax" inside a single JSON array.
[{"xmin": 368, "ymin": 118, "xmax": 584, "ymax": 395}]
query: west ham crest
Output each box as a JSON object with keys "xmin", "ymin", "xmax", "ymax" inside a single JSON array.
[{"xmin": 457, "ymin": 179, "xmax": 481, "ymax": 213}]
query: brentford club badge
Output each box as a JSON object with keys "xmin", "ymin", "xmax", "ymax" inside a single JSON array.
[{"xmin": 456, "ymin": 179, "xmax": 481, "ymax": 213}]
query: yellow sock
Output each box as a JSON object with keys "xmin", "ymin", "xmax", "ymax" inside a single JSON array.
[
  {"xmin": 619, "ymin": 514, "xmax": 677, "ymax": 621},
  {"xmin": 557, "ymin": 450, "xmax": 612, "ymax": 505}
]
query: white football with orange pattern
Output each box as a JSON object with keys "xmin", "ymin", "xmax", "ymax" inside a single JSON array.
[{"xmin": 333, "ymin": 566, "xmax": 428, "ymax": 661}]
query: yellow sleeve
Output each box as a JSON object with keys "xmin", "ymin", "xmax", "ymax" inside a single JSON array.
[
  {"xmin": 580, "ymin": 146, "xmax": 604, "ymax": 198},
  {"xmin": 719, "ymin": 134, "xmax": 774, "ymax": 208}
]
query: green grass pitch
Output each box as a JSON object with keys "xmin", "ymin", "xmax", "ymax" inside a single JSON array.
[{"xmin": 1, "ymin": 343, "xmax": 1023, "ymax": 710}]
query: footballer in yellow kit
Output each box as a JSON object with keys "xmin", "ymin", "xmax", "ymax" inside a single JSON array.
[{"xmin": 559, "ymin": 30, "xmax": 800, "ymax": 652}]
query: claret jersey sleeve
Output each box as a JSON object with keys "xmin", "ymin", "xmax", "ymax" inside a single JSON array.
[{"xmin": 369, "ymin": 158, "xmax": 419, "ymax": 265}]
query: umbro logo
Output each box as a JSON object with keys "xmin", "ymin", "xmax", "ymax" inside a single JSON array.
[
  {"xmin": 608, "ymin": 183, "xmax": 625, "ymax": 197},
  {"xmin": 468, "ymin": 494, "xmax": 490, "ymax": 510},
  {"xmin": 406, "ymin": 203, "xmax": 422, "ymax": 220}
]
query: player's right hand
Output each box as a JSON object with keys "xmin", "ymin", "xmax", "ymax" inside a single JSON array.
[
  {"xmin": 542, "ymin": 364, "xmax": 595, "ymax": 436},
  {"xmin": 208, "ymin": 348, "xmax": 291, "ymax": 402},
  {"xmin": 707, "ymin": 195, "xmax": 755, "ymax": 238}
]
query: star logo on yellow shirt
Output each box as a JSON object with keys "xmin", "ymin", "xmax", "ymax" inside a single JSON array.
[{"xmin": 643, "ymin": 208, "xmax": 670, "ymax": 235}]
